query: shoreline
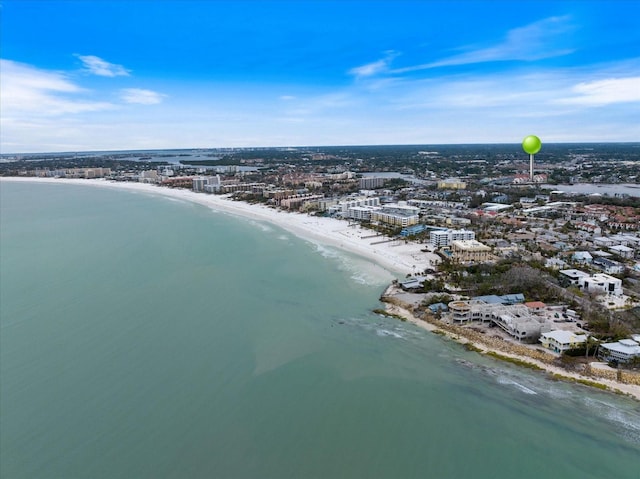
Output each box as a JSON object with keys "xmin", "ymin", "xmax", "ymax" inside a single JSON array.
[
  {"xmin": 4, "ymin": 176, "xmax": 639, "ymax": 401},
  {"xmin": 0, "ymin": 177, "xmax": 436, "ymax": 279},
  {"xmin": 380, "ymin": 285, "xmax": 640, "ymax": 401}
]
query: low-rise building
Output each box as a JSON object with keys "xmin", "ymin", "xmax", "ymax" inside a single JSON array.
[
  {"xmin": 594, "ymin": 237, "xmax": 618, "ymax": 248},
  {"xmin": 331, "ymin": 196, "xmax": 381, "ymax": 216},
  {"xmin": 592, "ymin": 257, "xmax": 624, "ymax": 275},
  {"xmin": 559, "ymin": 269, "xmax": 591, "ymax": 286},
  {"xmin": 371, "ymin": 208, "xmax": 419, "ymax": 227},
  {"xmin": 579, "ymin": 273, "xmax": 623, "ymax": 296},
  {"xmin": 437, "ymin": 178, "xmax": 466, "ymax": 189},
  {"xmin": 279, "ymin": 194, "xmax": 324, "ymax": 210},
  {"xmin": 609, "ymin": 244, "xmax": 634, "ymax": 259},
  {"xmin": 572, "ymin": 251, "xmax": 593, "ymax": 264},
  {"xmin": 447, "ymin": 298, "xmax": 543, "ymax": 342},
  {"xmin": 540, "ymin": 330, "xmax": 587, "ymax": 353},
  {"xmin": 598, "ymin": 339, "xmax": 640, "ymax": 363},
  {"xmin": 450, "ymin": 239, "xmax": 491, "ymax": 263}
]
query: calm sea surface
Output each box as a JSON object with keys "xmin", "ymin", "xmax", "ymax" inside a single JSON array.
[{"xmin": 1, "ymin": 181, "xmax": 639, "ymax": 479}]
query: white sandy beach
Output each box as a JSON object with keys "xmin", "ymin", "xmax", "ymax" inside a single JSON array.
[{"xmin": 1, "ymin": 177, "xmax": 439, "ymax": 278}]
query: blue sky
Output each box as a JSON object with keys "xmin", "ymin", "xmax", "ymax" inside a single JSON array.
[{"xmin": 1, "ymin": 0, "xmax": 639, "ymax": 153}]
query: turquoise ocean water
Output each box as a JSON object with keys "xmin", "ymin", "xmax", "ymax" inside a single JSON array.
[{"xmin": 1, "ymin": 181, "xmax": 639, "ymax": 479}]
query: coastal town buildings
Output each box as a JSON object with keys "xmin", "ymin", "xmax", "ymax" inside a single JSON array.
[
  {"xmin": 35, "ymin": 167, "xmax": 111, "ymax": 179},
  {"xmin": 6, "ymin": 145, "xmax": 640, "ymax": 358}
]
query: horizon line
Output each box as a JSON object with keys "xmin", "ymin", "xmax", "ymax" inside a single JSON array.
[{"xmin": 3, "ymin": 141, "xmax": 640, "ymax": 157}]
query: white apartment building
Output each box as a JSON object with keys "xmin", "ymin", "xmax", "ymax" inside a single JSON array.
[
  {"xmin": 358, "ymin": 177, "xmax": 386, "ymax": 189},
  {"xmin": 332, "ymin": 196, "xmax": 381, "ymax": 216},
  {"xmin": 430, "ymin": 229, "xmax": 475, "ymax": 248},
  {"xmin": 347, "ymin": 206, "xmax": 378, "ymax": 221},
  {"xmin": 370, "ymin": 209, "xmax": 419, "ymax": 227},
  {"xmin": 193, "ymin": 175, "xmax": 221, "ymax": 192}
]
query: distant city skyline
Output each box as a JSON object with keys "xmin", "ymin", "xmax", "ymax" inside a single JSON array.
[{"xmin": 1, "ymin": 0, "xmax": 639, "ymax": 153}]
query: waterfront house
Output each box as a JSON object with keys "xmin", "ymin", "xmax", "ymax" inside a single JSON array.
[
  {"xmin": 540, "ymin": 330, "xmax": 587, "ymax": 353},
  {"xmin": 598, "ymin": 339, "xmax": 640, "ymax": 363}
]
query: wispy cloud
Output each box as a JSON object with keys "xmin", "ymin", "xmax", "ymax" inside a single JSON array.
[
  {"xmin": 557, "ymin": 77, "xmax": 640, "ymax": 106},
  {"xmin": 120, "ymin": 88, "xmax": 166, "ymax": 105},
  {"xmin": 393, "ymin": 16, "xmax": 575, "ymax": 73},
  {"xmin": 349, "ymin": 51, "xmax": 399, "ymax": 78},
  {"xmin": 0, "ymin": 59, "xmax": 115, "ymax": 116},
  {"xmin": 76, "ymin": 54, "xmax": 130, "ymax": 77}
]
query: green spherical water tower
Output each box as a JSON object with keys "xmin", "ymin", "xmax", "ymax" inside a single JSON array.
[{"xmin": 522, "ymin": 135, "xmax": 542, "ymax": 182}]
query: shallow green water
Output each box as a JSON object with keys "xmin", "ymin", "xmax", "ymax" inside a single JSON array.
[{"xmin": 1, "ymin": 181, "xmax": 639, "ymax": 479}]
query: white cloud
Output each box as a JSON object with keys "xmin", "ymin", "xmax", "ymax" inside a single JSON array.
[
  {"xmin": 0, "ymin": 59, "xmax": 115, "ymax": 116},
  {"xmin": 557, "ymin": 77, "xmax": 640, "ymax": 106},
  {"xmin": 76, "ymin": 54, "xmax": 130, "ymax": 77},
  {"xmin": 349, "ymin": 51, "xmax": 399, "ymax": 77},
  {"xmin": 393, "ymin": 16, "xmax": 574, "ymax": 73},
  {"xmin": 120, "ymin": 88, "xmax": 166, "ymax": 105}
]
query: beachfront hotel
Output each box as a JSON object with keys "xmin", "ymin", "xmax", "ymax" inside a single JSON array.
[
  {"xmin": 370, "ymin": 208, "xmax": 419, "ymax": 227},
  {"xmin": 430, "ymin": 228, "xmax": 475, "ymax": 248},
  {"xmin": 330, "ymin": 196, "xmax": 381, "ymax": 216},
  {"xmin": 347, "ymin": 206, "xmax": 377, "ymax": 221}
]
